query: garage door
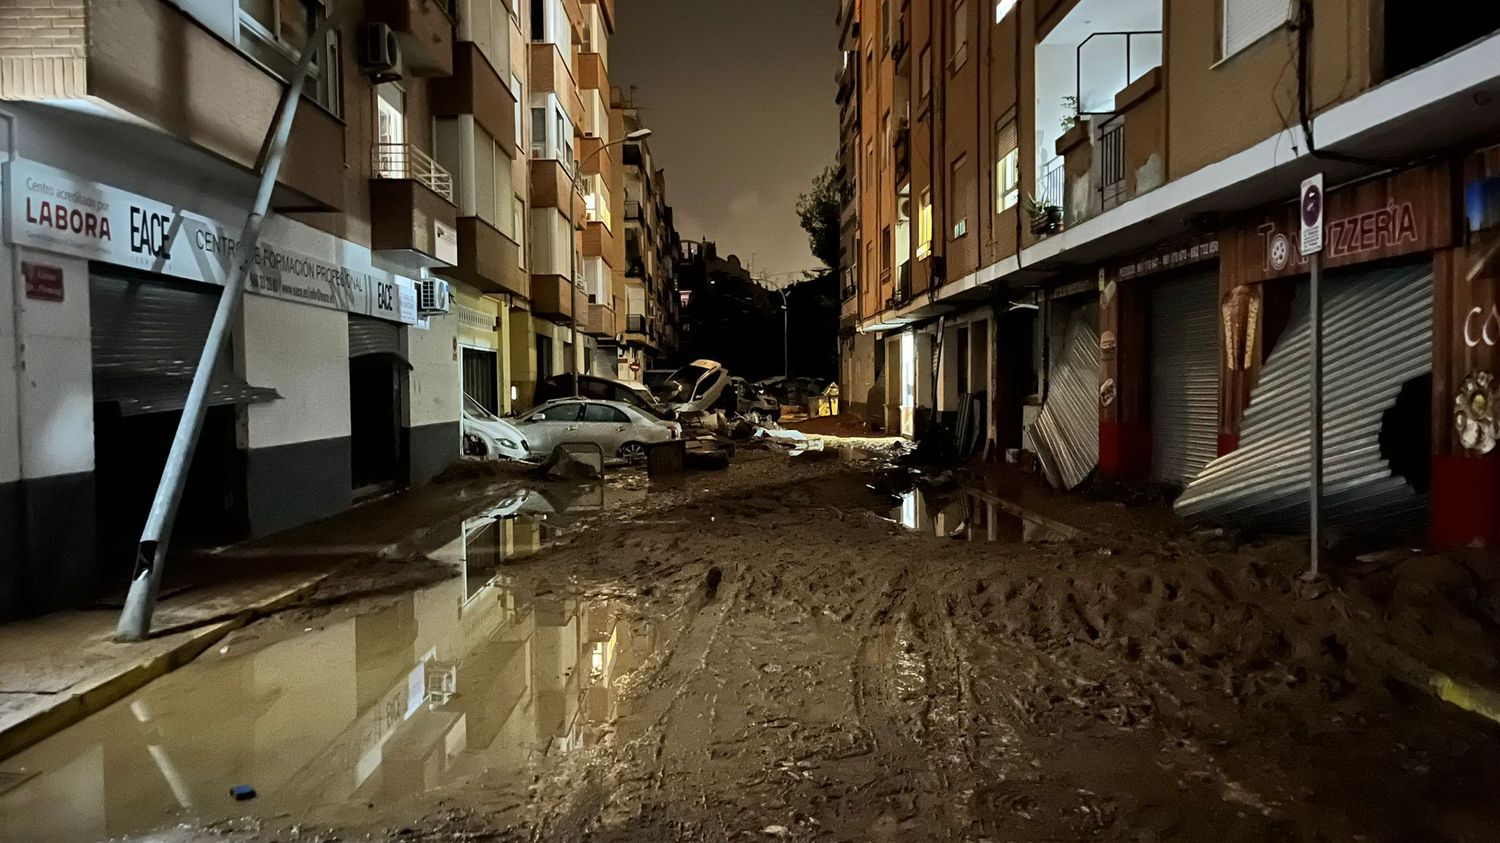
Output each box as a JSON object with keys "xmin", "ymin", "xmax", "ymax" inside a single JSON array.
[
  {"xmin": 90, "ymin": 271, "xmax": 279, "ymax": 415},
  {"xmin": 1149, "ymin": 272, "xmax": 1220, "ymax": 484}
]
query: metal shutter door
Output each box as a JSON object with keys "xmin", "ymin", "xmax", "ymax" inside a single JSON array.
[
  {"xmin": 1175, "ymin": 262, "xmax": 1432, "ymax": 536},
  {"xmin": 90, "ymin": 271, "xmax": 279, "ymax": 416},
  {"xmin": 463, "ymin": 348, "xmax": 499, "ymax": 413},
  {"xmin": 1026, "ymin": 300, "xmax": 1099, "ymax": 490},
  {"xmin": 348, "ymin": 315, "xmax": 405, "ymax": 360},
  {"xmin": 1150, "ymin": 272, "xmax": 1220, "ymax": 484}
]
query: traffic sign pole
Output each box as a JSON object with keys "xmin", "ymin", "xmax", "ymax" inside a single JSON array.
[{"xmin": 1300, "ymin": 174, "xmax": 1325, "ymax": 580}]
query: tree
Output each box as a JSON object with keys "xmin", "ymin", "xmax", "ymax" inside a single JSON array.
[{"xmin": 796, "ymin": 165, "xmax": 844, "ymax": 271}]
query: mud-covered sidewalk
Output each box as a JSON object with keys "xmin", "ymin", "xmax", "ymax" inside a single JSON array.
[{"xmin": 3, "ymin": 450, "xmax": 1499, "ymax": 842}]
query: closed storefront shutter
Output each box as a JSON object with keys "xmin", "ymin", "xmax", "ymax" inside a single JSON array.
[
  {"xmin": 1026, "ymin": 299, "xmax": 1099, "ymax": 491},
  {"xmin": 89, "ymin": 271, "xmax": 279, "ymax": 415},
  {"xmin": 1150, "ymin": 272, "xmax": 1220, "ymax": 484},
  {"xmin": 348, "ymin": 315, "xmax": 405, "ymax": 361}
]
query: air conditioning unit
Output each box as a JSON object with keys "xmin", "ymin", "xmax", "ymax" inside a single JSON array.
[
  {"xmin": 360, "ymin": 22, "xmax": 402, "ymax": 82},
  {"xmin": 417, "ymin": 279, "xmax": 451, "ymax": 316}
]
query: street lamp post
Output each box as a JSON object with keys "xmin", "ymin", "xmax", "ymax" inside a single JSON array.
[
  {"xmin": 567, "ymin": 127, "xmax": 653, "ymax": 396},
  {"xmin": 778, "ymin": 287, "xmax": 790, "ymax": 380}
]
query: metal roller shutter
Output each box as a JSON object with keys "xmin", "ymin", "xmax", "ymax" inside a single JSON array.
[
  {"xmin": 1175, "ymin": 261, "xmax": 1432, "ymax": 536},
  {"xmin": 348, "ymin": 315, "xmax": 408, "ymax": 363},
  {"xmin": 89, "ymin": 271, "xmax": 280, "ymax": 416},
  {"xmin": 463, "ymin": 348, "xmax": 499, "ymax": 413},
  {"xmin": 1150, "ymin": 272, "xmax": 1220, "ymax": 484},
  {"xmin": 1026, "ymin": 300, "xmax": 1099, "ymax": 490}
]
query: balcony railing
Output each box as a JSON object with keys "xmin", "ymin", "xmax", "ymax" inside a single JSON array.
[
  {"xmin": 626, "ymin": 314, "xmax": 648, "ymax": 334},
  {"xmin": 1075, "ymin": 30, "xmax": 1163, "ymax": 117},
  {"xmin": 1038, "ymin": 156, "xmax": 1065, "ymax": 209},
  {"xmin": 373, "ymin": 143, "xmax": 454, "ymax": 202}
]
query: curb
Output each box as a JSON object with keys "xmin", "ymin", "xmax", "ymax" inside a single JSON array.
[
  {"xmin": 0, "ymin": 575, "xmax": 327, "ymax": 762},
  {"xmin": 1428, "ymin": 672, "xmax": 1500, "ymax": 726}
]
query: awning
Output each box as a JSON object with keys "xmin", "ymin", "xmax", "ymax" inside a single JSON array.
[
  {"xmin": 1175, "ymin": 262, "xmax": 1433, "ymax": 536},
  {"xmin": 90, "ymin": 271, "xmax": 281, "ymax": 416}
]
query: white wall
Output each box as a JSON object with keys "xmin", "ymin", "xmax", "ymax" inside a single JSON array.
[
  {"xmin": 405, "ymin": 313, "xmax": 460, "ymax": 428},
  {"xmin": 1, "ymin": 248, "xmax": 19, "ymax": 485},
  {"xmin": 239, "ymin": 295, "xmax": 350, "ymax": 449},
  {"xmin": 10, "ymin": 250, "xmax": 94, "ymax": 480}
]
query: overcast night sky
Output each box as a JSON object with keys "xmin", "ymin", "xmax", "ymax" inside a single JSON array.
[{"xmin": 612, "ymin": 0, "xmax": 841, "ymax": 284}]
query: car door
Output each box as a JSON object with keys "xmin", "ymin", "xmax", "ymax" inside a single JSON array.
[
  {"xmin": 520, "ymin": 402, "xmax": 583, "ymax": 457},
  {"xmin": 580, "ymin": 403, "xmax": 631, "ymax": 455}
]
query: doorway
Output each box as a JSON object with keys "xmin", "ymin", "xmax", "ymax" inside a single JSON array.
[{"xmin": 349, "ymin": 316, "xmax": 405, "ymax": 494}]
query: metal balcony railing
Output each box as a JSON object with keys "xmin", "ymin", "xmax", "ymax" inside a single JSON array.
[
  {"xmin": 1038, "ymin": 156, "xmax": 1065, "ymax": 209},
  {"xmin": 373, "ymin": 143, "xmax": 454, "ymax": 202}
]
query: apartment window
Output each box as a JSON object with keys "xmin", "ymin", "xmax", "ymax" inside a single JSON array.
[
  {"xmin": 917, "ymin": 190, "xmax": 933, "ymax": 259},
  {"xmin": 466, "ymin": 0, "xmax": 510, "ymax": 74},
  {"xmin": 513, "ymin": 195, "xmax": 526, "ymax": 268},
  {"xmin": 995, "ymin": 0, "xmax": 1017, "ymax": 23},
  {"xmin": 881, "ymin": 226, "xmax": 893, "ymax": 272},
  {"xmin": 473, "ymin": 124, "xmax": 516, "ymax": 234},
  {"xmin": 236, "ymin": 0, "xmax": 341, "ymax": 115},
  {"xmin": 530, "ymin": 107, "xmax": 547, "ymax": 158},
  {"xmin": 951, "ymin": 156, "xmax": 968, "ymax": 238},
  {"xmin": 882, "ymin": 0, "xmax": 892, "ymax": 52},
  {"xmin": 530, "ymin": 0, "xmax": 545, "ymax": 40},
  {"xmin": 919, "ymin": 46, "xmax": 932, "ymax": 101},
  {"xmin": 995, "ymin": 119, "xmax": 1019, "ymax": 211},
  {"xmin": 1222, "ymin": 0, "xmax": 1291, "ymax": 59},
  {"xmin": 866, "ymin": 241, "xmax": 876, "ymax": 285},
  {"xmin": 373, "ymin": 84, "xmax": 404, "ymax": 178},
  {"xmin": 866, "ymin": 50, "xmax": 874, "ymax": 88},
  {"xmin": 511, "ymin": 74, "xmax": 524, "ymax": 150},
  {"xmin": 952, "ymin": 0, "xmax": 968, "ymax": 69}
]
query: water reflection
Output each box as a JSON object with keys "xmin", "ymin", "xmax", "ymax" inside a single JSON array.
[
  {"xmin": 0, "ymin": 557, "xmax": 656, "ymax": 841},
  {"xmin": 893, "ymin": 486, "xmax": 1074, "ymax": 543}
]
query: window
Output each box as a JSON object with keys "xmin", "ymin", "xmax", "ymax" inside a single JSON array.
[
  {"xmin": 374, "ymin": 84, "xmax": 404, "ymax": 178},
  {"xmin": 535, "ymin": 402, "xmax": 582, "ymax": 422},
  {"xmin": 995, "ymin": 0, "xmax": 1017, "ymax": 23},
  {"xmin": 951, "ymin": 156, "xmax": 968, "ymax": 237},
  {"xmin": 882, "ymin": 1, "xmax": 891, "ymax": 52},
  {"xmin": 583, "ymin": 404, "xmax": 629, "ymax": 423},
  {"xmin": 466, "ymin": 0, "xmax": 510, "ymax": 74},
  {"xmin": 866, "ymin": 50, "xmax": 874, "ymax": 88},
  {"xmin": 1222, "ymin": 0, "xmax": 1290, "ymax": 59},
  {"xmin": 530, "ymin": 0, "xmax": 545, "ymax": 40},
  {"xmin": 917, "ymin": 190, "xmax": 933, "ymax": 259},
  {"xmin": 511, "ymin": 74, "xmax": 523, "ymax": 150},
  {"xmin": 236, "ymin": 0, "xmax": 341, "ymax": 115},
  {"xmin": 995, "ymin": 119, "xmax": 1019, "ymax": 211},
  {"xmin": 952, "ymin": 0, "xmax": 968, "ymax": 69},
  {"xmin": 881, "ymin": 226, "xmax": 893, "ymax": 272},
  {"xmin": 919, "ymin": 46, "xmax": 932, "ymax": 101},
  {"xmin": 513, "ymin": 195, "xmax": 526, "ymax": 267},
  {"xmin": 530, "ymin": 107, "xmax": 547, "ymax": 158}
]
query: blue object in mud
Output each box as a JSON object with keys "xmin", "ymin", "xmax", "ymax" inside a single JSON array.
[{"xmin": 229, "ymin": 785, "xmax": 257, "ymax": 801}]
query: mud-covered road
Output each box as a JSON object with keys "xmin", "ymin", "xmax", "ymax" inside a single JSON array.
[{"xmin": 4, "ymin": 450, "xmax": 1500, "ymax": 842}]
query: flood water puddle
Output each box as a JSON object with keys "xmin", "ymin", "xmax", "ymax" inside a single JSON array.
[
  {"xmin": 891, "ymin": 485, "xmax": 1076, "ymax": 543},
  {"xmin": 0, "ymin": 486, "xmax": 658, "ymax": 842}
]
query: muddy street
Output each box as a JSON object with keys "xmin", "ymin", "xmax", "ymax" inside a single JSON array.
[{"xmin": 2, "ymin": 451, "xmax": 1499, "ymax": 842}]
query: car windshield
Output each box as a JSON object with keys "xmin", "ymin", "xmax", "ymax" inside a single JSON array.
[
  {"xmin": 464, "ymin": 395, "xmax": 498, "ymax": 421},
  {"xmin": 660, "ymin": 365, "xmax": 710, "ymax": 404}
]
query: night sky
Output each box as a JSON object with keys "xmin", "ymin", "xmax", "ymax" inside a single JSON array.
[{"xmin": 612, "ymin": 0, "xmax": 841, "ymax": 283}]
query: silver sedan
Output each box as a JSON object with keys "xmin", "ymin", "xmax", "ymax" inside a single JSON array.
[{"xmin": 516, "ymin": 399, "xmax": 682, "ymax": 462}]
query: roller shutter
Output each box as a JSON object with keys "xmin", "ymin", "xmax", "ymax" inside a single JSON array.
[
  {"xmin": 1149, "ymin": 272, "xmax": 1220, "ymax": 484},
  {"xmin": 1026, "ymin": 300, "xmax": 1099, "ymax": 490},
  {"xmin": 89, "ymin": 271, "xmax": 280, "ymax": 416},
  {"xmin": 348, "ymin": 315, "xmax": 407, "ymax": 363},
  {"xmin": 1176, "ymin": 261, "xmax": 1432, "ymax": 537}
]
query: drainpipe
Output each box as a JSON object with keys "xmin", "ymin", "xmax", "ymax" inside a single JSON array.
[{"xmin": 116, "ymin": 12, "xmax": 341, "ymax": 642}]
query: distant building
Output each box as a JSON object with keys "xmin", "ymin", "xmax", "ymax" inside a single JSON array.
[
  {"xmin": 615, "ymin": 88, "xmax": 682, "ymax": 379},
  {"xmin": 676, "ymin": 242, "xmax": 782, "ymax": 380}
]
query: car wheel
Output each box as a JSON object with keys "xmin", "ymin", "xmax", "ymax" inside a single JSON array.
[{"xmin": 617, "ymin": 442, "xmax": 647, "ymax": 463}]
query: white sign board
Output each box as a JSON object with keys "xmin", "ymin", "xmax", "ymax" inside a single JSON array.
[
  {"xmin": 1300, "ymin": 173, "xmax": 1325, "ymax": 256},
  {"xmin": 5, "ymin": 160, "xmax": 419, "ymax": 324}
]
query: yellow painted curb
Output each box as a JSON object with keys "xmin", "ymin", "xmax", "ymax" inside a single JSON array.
[{"xmin": 1429, "ymin": 672, "xmax": 1500, "ymax": 726}]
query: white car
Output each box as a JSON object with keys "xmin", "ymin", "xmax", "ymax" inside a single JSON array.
[
  {"xmin": 658, "ymin": 359, "xmax": 733, "ymax": 415},
  {"xmin": 462, "ymin": 396, "xmax": 531, "ymax": 461},
  {"xmin": 517, "ymin": 398, "xmax": 682, "ymax": 462}
]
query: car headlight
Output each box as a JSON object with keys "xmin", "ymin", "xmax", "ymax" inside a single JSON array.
[{"xmin": 499, "ymin": 439, "xmax": 518, "ymax": 449}]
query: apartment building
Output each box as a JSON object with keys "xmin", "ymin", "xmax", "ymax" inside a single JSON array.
[
  {"xmin": 843, "ymin": 0, "xmax": 1500, "ymax": 548},
  {"xmin": 616, "ymin": 88, "xmax": 681, "ymax": 379},
  {"xmin": 0, "ymin": 0, "xmax": 628, "ymax": 618},
  {"xmin": 836, "ymin": 1, "xmax": 879, "ymax": 423}
]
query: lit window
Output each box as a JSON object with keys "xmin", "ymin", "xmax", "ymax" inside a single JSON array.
[
  {"xmin": 919, "ymin": 46, "xmax": 932, "ymax": 100},
  {"xmin": 995, "ymin": 119, "xmax": 1019, "ymax": 211},
  {"xmin": 952, "ymin": 0, "xmax": 968, "ymax": 69},
  {"xmin": 995, "ymin": 0, "xmax": 1017, "ymax": 23},
  {"xmin": 917, "ymin": 190, "xmax": 933, "ymax": 259},
  {"xmin": 951, "ymin": 156, "xmax": 968, "ymax": 238}
]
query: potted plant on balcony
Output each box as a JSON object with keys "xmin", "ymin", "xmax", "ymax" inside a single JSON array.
[{"xmin": 1024, "ymin": 194, "xmax": 1063, "ymax": 236}]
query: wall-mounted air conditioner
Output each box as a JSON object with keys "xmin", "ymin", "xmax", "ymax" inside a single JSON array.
[
  {"xmin": 361, "ymin": 23, "xmax": 403, "ymax": 82},
  {"xmin": 418, "ymin": 279, "xmax": 451, "ymax": 316}
]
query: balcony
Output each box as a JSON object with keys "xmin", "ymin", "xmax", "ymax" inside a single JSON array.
[
  {"xmin": 0, "ymin": 0, "xmax": 346, "ymax": 210},
  {"xmin": 437, "ymin": 217, "xmax": 526, "ymax": 297},
  {"xmin": 531, "ymin": 274, "xmax": 577, "ymax": 321},
  {"xmin": 578, "ymin": 51, "xmax": 610, "ymax": 94},
  {"xmin": 430, "ymin": 42, "xmax": 519, "ymax": 155},
  {"xmin": 580, "ymin": 302, "xmax": 615, "ymax": 337},
  {"xmin": 529, "ymin": 43, "xmax": 586, "ymax": 130},
  {"xmin": 531, "ymin": 159, "xmax": 588, "ymax": 220},
  {"xmin": 370, "ymin": 144, "xmax": 458, "ymax": 266},
  {"xmin": 366, "ymin": 0, "xmax": 456, "ymax": 77}
]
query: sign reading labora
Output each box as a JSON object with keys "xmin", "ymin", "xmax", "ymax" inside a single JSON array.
[{"xmin": 5, "ymin": 160, "xmax": 418, "ymax": 324}]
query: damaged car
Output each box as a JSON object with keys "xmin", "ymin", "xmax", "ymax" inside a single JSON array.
[
  {"xmin": 657, "ymin": 359, "xmax": 735, "ymax": 415},
  {"xmin": 516, "ymin": 398, "xmax": 682, "ymax": 462},
  {"xmin": 462, "ymin": 395, "xmax": 530, "ymax": 461},
  {"xmin": 532, "ymin": 373, "xmax": 671, "ymax": 419}
]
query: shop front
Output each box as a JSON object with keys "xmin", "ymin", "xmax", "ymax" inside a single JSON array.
[
  {"xmin": 1177, "ymin": 164, "xmax": 1453, "ymax": 544},
  {"xmin": 1026, "ymin": 279, "xmax": 1100, "ymax": 491}
]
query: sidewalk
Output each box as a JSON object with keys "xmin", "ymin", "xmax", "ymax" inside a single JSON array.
[{"xmin": 0, "ymin": 472, "xmax": 519, "ymax": 761}]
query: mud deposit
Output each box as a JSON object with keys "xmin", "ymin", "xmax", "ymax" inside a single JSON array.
[{"xmin": 2, "ymin": 453, "xmax": 1498, "ymax": 842}]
